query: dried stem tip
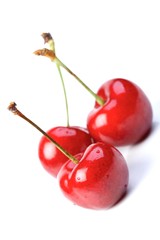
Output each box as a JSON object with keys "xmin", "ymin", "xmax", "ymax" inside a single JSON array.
[
  {"xmin": 33, "ymin": 48, "xmax": 55, "ymax": 61},
  {"xmin": 41, "ymin": 33, "xmax": 53, "ymax": 43},
  {"xmin": 8, "ymin": 102, "xmax": 18, "ymax": 114},
  {"xmin": 41, "ymin": 32, "xmax": 55, "ymax": 53}
]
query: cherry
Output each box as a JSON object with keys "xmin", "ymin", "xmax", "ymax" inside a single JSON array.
[
  {"xmin": 87, "ymin": 78, "xmax": 153, "ymax": 146},
  {"xmin": 34, "ymin": 33, "xmax": 153, "ymax": 146},
  {"xmin": 8, "ymin": 102, "xmax": 129, "ymax": 210},
  {"xmin": 35, "ymin": 34, "xmax": 93, "ymax": 177},
  {"xmin": 58, "ymin": 142, "xmax": 129, "ymax": 210}
]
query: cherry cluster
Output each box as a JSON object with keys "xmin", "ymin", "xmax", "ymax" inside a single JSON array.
[{"xmin": 8, "ymin": 33, "xmax": 153, "ymax": 210}]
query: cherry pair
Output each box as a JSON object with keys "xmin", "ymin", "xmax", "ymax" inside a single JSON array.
[{"xmin": 8, "ymin": 102, "xmax": 129, "ymax": 210}]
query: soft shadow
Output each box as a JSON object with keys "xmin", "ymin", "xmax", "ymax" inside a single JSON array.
[
  {"xmin": 113, "ymin": 190, "xmax": 128, "ymax": 209},
  {"xmin": 134, "ymin": 121, "xmax": 158, "ymax": 145},
  {"xmin": 125, "ymin": 122, "xmax": 159, "ymax": 195}
]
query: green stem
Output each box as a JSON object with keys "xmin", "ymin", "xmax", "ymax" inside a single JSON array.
[
  {"xmin": 55, "ymin": 57, "xmax": 106, "ymax": 106},
  {"xmin": 56, "ymin": 62, "xmax": 70, "ymax": 127},
  {"xmin": 8, "ymin": 102, "xmax": 78, "ymax": 164},
  {"xmin": 40, "ymin": 33, "xmax": 105, "ymax": 106}
]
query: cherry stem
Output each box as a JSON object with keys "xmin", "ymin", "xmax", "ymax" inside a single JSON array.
[
  {"xmin": 56, "ymin": 63, "xmax": 70, "ymax": 127},
  {"xmin": 8, "ymin": 102, "xmax": 79, "ymax": 164},
  {"xmin": 55, "ymin": 56, "xmax": 105, "ymax": 106},
  {"xmin": 41, "ymin": 33, "xmax": 70, "ymax": 127},
  {"xmin": 37, "ymin": 33, "xmax": 106, "ymax": 106}
]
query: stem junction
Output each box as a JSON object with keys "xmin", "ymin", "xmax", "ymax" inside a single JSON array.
[{"xmin": 34, "ymin": 33, "xmax": 106, "ymax": 106}]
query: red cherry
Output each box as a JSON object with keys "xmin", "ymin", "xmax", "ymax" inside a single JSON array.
[
  {"xmin": 8, "ymin": 103, "xmax": 93, "ymax": 177},
  {"xmin": 34, "ymin": 36, "xmax": 152, "ymax": 146},
  {"xmin": 87, "ymin": 78, "xmax": 153, "ymax": 146},
  {"xmin": 58, "ymin": 142, "xmax": 129, "ymax": 210},
  {"xmin": 8, "ymin": 103, "xmax": 129, "ymax": 210},
  {"xmin": 38, "ymin": 126, "xmax": 93, "ymax": 177}
]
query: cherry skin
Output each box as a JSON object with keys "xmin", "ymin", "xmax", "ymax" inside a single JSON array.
[
  {"xmin": 38, "ymin": 126, "xmax": 94, "ymax": 177},
  {"xmin": 58, "ymin": 142, "xmax": 129, "ymax": 210},
  {"xmin": 87, "ymin": 78, "xmax": 153, "ymax": 146}
]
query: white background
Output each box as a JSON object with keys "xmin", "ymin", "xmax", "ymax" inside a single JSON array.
[{"xmin": 0, "ymin": 0, "xmax": 160, "ymax": 239}]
